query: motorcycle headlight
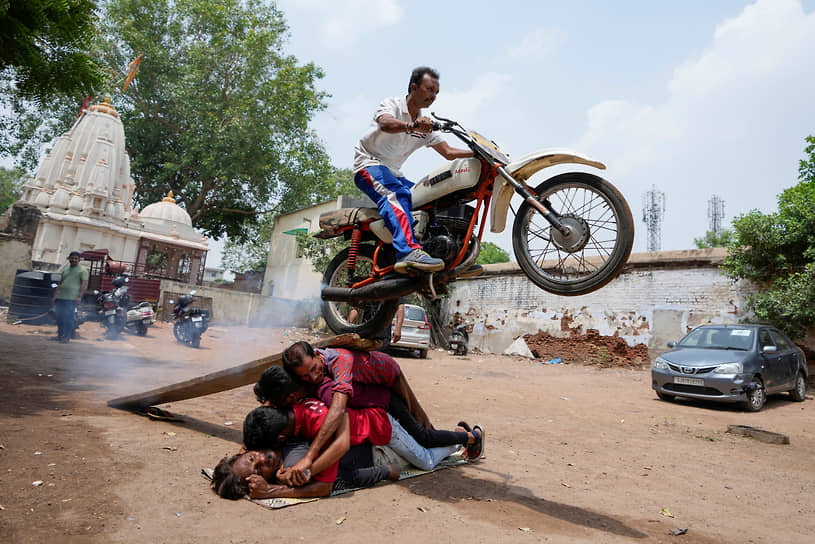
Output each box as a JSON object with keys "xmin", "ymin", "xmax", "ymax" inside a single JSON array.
[
  {"xmin": 713, "ymin": 362, "xmax": 743, "ymax": 374},
  {"xmin": 653, "ymin": 356, "xmax": 669, "ymax": 370}
]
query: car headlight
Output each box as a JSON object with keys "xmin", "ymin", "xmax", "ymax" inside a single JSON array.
[
  {"xmin": 653, "ymin": 356, "xmax": 669, "ymax": 370},
  {"xmin": 713, "ymin": 362, "xmax": 743, "ymax": 374}
]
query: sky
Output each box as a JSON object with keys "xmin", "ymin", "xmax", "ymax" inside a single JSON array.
[{"xmin": 206, "ymin": 0, "xmax": 815, "ymax": 267}]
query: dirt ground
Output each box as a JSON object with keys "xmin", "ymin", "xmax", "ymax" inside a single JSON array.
[{"xmin": 1, "ymin": 316, "xmax": 814, "ymax": 544}]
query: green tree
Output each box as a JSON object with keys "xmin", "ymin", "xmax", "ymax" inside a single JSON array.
[
  {"xmin": 722, "ymin": 135, "xmax": 815, "ymax": 338},
  {"xmin": 96, "ymin": 0, "xmax": 331, "ymax": 240},
  {"xmin": 694, "ymin": 229, "xmax": 735, "ymax": 249},
  {"xmin": 0, "ymin": 166, "xmax": 25, "ymax": 212},
  {"xmin": 1, "ymin": 0, "xmax": 105, "ymax": 166},
  {"xmin": 476, "ymin": 241, "xmax": 510, "ymax": 264}
]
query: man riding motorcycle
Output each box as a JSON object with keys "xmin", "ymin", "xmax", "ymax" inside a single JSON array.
[{"xmin": 353, "ymin": 66, "xmax": 473, "ymax": 273}]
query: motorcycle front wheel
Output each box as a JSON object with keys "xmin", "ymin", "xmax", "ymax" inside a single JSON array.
[
  {"xmin": 512, "ymin": 172, "xmax": 634, "ymax": 296},
  {"xmin": 321, "ymin": 244, "xmax": 400, "ymax": 339}
]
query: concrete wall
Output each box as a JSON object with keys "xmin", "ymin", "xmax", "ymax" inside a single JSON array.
[
  {"xmin": 0, "ymin": 236, "xmax": 33, "ymax": 302},
  {"xmin": 441, "ymin": 248, "xmax": 763, "ymax": 356},
  {"xmin": 159, "ymin": 279, "xmax": 318, "ymax": 327}
]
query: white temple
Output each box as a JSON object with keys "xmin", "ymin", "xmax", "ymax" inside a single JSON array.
[{"xmin": 16, "ymin": 96, "xmax": 209, "ymax": 283}]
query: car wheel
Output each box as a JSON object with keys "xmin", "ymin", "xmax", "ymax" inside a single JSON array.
[
  {"xmin": 743, "ymin": 377, "xmax": 766, "ymax": 412},
  {"xmin": 418, "ymin": 349, "xmax": 428, "ymax": 359},
  {"xmin": 656, "ymin": 391, "xmax": 674, "ymax": 402},
  {"xmin": 789, "ymin": 372, "xmax": 807, "ymax": 402}
]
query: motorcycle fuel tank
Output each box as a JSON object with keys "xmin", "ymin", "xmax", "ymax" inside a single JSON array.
[{"xmin": 412, "ymin": 158, "xmax": 482, "ymax": 208}]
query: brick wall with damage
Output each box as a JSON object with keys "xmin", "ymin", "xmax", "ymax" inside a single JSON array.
[{"xmin": 441, "ymin": 248, "xmax": 760, "ymax": 357}]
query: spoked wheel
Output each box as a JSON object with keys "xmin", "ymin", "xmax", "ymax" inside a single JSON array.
[
  {"xmin": 512, "ymin": 172, "xmax": 635, "ymax": 296},
  {"xmin": 321, "ymin": 244, "xmax": 400, "ymax": 338}
]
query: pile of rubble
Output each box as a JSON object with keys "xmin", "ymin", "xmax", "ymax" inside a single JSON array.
[{"xmin": 523, "ymin": 328, "xmax": 650, "ymax": 368}]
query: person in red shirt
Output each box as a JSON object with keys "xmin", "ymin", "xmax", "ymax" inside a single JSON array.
[{"xmin": 212, "ymin": 400, "xmax": 397, "ymax": 500}]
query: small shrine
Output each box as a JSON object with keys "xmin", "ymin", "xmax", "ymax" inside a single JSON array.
[{"xmin": 11, "ymin": 96, "xmax": 209, "ymax": 284}]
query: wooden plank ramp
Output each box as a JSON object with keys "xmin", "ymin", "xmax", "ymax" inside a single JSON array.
[{"xmin": 108, "ymin": 333, "xmax": 380, "ymax": 410}]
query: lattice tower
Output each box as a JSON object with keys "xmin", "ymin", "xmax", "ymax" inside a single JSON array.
[
  {"xmin": 641, "ymin": 185, "xmax": 666, "ymax": 252},
  {"xmin": 708, "ymin": 194, "xmax": 725, "ymax": 235}
]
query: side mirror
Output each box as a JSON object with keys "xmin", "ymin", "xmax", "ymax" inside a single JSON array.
[
  {"xmin": 93, "ymin": 290, "xmax": 99, "ymax": 295},
  {"xmin": 169, "ymin": 300, "xmax": 175, "ymax": 304},
  {"xmin": 190, "ymin": 290, "xmax": 197, "ymax": 295},
  {"xmin": 50, "ymin": 283, "xmax": 58, "ymax": 288},
  {"xmin": 667, "ymin": 341, "xmax": 676, "ymax": 348},
  {"xmin": 762, "ymin": 345, "xmax": 777, "ymax": 354}
]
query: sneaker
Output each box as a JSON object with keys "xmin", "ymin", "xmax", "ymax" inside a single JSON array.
[{"xmin": 394, "ymin": 249, "xmax": 444, "ymax": 273}]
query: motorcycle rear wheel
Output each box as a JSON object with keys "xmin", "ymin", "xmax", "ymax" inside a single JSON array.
[
  {"xmin": 321, "ymin": 244, "xmax": 400, "ymax": 339},
  {"xmin": 173, "ymin": 321, "xmax": 187, "ymax": 344},
  {"xmin": 512, "ymin": 172, "xmax": 634, "ymax": 296}
]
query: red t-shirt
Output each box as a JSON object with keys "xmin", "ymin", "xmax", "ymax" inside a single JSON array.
[{"xmin": 292, "ymin": 399, "xmax": 392, "ymax": 483}]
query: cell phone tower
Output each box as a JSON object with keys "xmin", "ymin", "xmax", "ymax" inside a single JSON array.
[
  {"xmin": 642, "ymin": 185, "xmax": 666, "ymax": 252},
  {"xmin": 708, "ymin": 194, "xmax": 725, "ymax": 235}
]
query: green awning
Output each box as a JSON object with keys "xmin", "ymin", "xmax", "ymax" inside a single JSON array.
[{"xmin": 283, "ymin": 227, "xmax": 308, "ymax": 235}]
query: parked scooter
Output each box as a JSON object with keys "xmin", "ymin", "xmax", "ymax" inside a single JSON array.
[
  {"xmin": 449, "ymin": 324, "xmax": 469, "ymax": 356},
  {"xmin": 169, "ymin": 291, "xmax": 209, "ymax": 348},
  {"xmin": 96, "ymin": 276, "xmax": 154, "ymax": 337}
]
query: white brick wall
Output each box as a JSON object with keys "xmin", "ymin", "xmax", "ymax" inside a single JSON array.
[{"xmin": 441, "ymin": 251, "xmax": 757, "ymax": 355}]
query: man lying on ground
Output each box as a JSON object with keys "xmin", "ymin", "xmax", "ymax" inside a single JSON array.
[
  {"xmin": 255, "ymin": 365, "xmax": 482, "ymax": 485},
  {"xmin": 280, "ymin": 341, "xmax": 484, "ymax": 485},
  {"xmin": 211, "ymin": 402, "xmax": 400, "ymax": 500}
]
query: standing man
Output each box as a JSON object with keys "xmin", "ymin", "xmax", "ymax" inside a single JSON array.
[
  {"xmin": 353, "ymin": 66, "xmax": 472, "ymax": 273},
  {"xmin": 51, "ymin": 251, "xmax": 88, "ymax": 343}
]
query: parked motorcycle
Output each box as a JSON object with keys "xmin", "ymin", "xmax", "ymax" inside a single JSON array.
[
  {"xmin": 316, "ymin": 114, "xmax": 635, "ymax": 337},
  {"xmin": 449, "ymin": 324, "xmax": 469, "ymax": 356},
  {"xmin": 96, "ymin": 276, "xmax": 154, "ymax": 337},
  {"xmin": 169, "ymin": 291, "xmax": 209, "ymax": 348}
]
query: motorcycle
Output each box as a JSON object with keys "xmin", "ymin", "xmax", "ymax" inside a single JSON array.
[
  {"xmin": 169, "ymin": 291, "xmax": 209, "ymax": 348},
  {"xmin": 316, "ymin": 114, "xmax": 635, "ymax": 337},
  {"xmin": 449, "ymin": 324, "xmax": 469, "ymax": 356},
  {"xmin": 96, "ymin": 276, "xmax": 154, "ymax": 337}
]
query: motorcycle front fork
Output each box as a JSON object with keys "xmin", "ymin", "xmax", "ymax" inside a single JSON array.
[{"xmin": 496, "ymin": 166, "xmax": 569, "ymax": 236}]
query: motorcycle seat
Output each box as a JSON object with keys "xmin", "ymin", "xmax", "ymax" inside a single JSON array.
[
  {"xmin": 128, "ymin": 302, "xmax": 152, "ymax": 311},
  {"xmin": 315, "ymin": 207, "xmax": 381, "ymax": 238}
]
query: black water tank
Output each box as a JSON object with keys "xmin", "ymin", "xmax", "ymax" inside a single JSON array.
[{"xmin": 8, "ymin": 270, "xmax": 60, "ymax": 325}]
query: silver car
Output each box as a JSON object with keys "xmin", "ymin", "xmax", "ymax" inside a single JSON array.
[
  {"xmin": 389, "ymin": 303, "xmax": 431, "ymax": 358},
  {"xmin": 652, "ymin": 324, "xmax": 808, "ymax": 411}
]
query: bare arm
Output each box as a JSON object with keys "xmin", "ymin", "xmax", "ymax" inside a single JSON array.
[
  {"xmin": 283, "ymin": 391, "xmax": 349, "ymax": 484},
  {"xmin": 246, "ymin": 475, "xmax": 332, "ymax": 499},
  {"xmin": 376, "ymin": 113, "xmax": 416, "ymax": 134},
  {"xmin": 431, "ymin": 141, "xmax": 473, "ymax": 160},
  {"xmin": 392, "ymin": 304, "xmax": 405, "ymax": 343},
  {"xmin": 77, "ymin": 279, "xmax": 88, "ymax": 303},
  {"xmin": 277, "ymin": 412, "xmax": 350, "ymax": 486}
]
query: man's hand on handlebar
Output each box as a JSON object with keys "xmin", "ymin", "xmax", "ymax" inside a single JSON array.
[{"xmin": 414, "ymin": 116, "xmax": 435, "ymax": 133}]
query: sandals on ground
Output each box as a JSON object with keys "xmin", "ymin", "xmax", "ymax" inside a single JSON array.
[{"xmin": 458, "ymin": 420, "xmax": 485, "ymax": 461}]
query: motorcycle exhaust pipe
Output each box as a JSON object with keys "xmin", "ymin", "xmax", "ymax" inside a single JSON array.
[{"xmin": 321, "ymin": 276, "xmax": 418, "ymax": 302}]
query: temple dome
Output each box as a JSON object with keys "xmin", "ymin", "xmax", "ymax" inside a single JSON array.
[{"xmin": 139, "ymin": 191, "xmax": 192, "ymax": 227}]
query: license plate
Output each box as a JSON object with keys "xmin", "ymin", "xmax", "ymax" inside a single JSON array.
[
  {"xmin": 105, "ymin": 310, "xmax": 116, "ymax": 315},
  {"xmin": 191, "ymin": 317, "xmax": 202, "ymax": 322},
  {"xmin": 674, "ymin": 376, "xmax": 704, "ymax": 386}
]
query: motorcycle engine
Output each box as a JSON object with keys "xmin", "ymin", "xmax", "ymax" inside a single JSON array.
[{"xmin": 422, "ymin": 204, "xmax": 475, "ymax": 264}]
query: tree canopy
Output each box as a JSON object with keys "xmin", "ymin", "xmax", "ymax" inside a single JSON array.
[
  {"xmin": 0, "ymin": 166, "xmax": 25, "ymax": 213},
  {"xmin": 96, "ymin": 0, "xmax": 333, "ymax": 240},
  {"xmin": 1, "ymin": 0, "xmax": 105, "ymax": 165},
  {"xmin": 722, "ymin": 135, "xmax": 815, "ymax": 338},
  {"xmin": 694, "ymin": 229, "xmax": 735, "ymax": 249},
  {"xmin": 476, "ymin": 241, "xmax": 510, "ymax": 265}
]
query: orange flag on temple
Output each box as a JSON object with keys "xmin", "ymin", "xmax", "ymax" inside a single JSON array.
[
  {"xmin": 78, "ymin": 95, "xmax": 92, "ymax": 116},
  {"xmin": 121, "ymin": 54, "xmax": 143, "ymax": 92}
]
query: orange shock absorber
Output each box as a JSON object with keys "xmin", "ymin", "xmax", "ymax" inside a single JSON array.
[{"xmin": 346, "ymin": 228, "xmax": 362, "ymax": 280}]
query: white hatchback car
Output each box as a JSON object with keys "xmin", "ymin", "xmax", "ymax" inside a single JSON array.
[{"xmin": 389, "ymin": 303, "xmax": 431, "ymax": 358}]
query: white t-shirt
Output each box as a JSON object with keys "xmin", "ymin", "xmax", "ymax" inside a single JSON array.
[{"xmin": 353, "ymin": 95, "xmax": 443, "ymax": 178}]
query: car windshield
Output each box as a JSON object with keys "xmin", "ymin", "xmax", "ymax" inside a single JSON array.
[
  {"xmin": 404, "ymin": 306, "xmax": 426, "ymax": 322},
  {"xmin": 678, "ymin": 327, "xmax": 754, "ymax": 350}
]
